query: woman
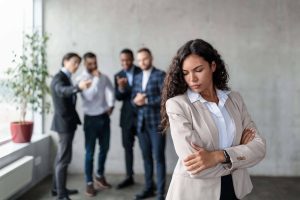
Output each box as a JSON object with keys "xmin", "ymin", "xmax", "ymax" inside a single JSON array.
[{"xmin": 161, "ymin": 39, "xmax": 266, "ymax": 200}]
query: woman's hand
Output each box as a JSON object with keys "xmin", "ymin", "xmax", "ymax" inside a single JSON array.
[
  {"xmin": 240, "ymin": 128, "xmax": 256, "ymax": 145},
  {"xmin": 183, "ymin": 143, "xmax": 225, "ymax": 175}
]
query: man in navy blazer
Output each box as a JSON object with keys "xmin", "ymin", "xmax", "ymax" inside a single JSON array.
[
  {"xmin": 132, "ymin": 48, "xmax": 166, "ymax": 200},
  {"xmin": 114, "ymin": 49, "xmax": 141, "ymax": 189}
]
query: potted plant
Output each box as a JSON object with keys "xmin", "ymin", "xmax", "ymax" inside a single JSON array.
[{"xmin": 1, "ymin": 31, "xmax": 51, "ymax": 143}]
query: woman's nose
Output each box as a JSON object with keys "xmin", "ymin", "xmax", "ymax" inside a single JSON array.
[{"xmin": 190, "ymin": 73, "xmax": 198, "ymax": 82}]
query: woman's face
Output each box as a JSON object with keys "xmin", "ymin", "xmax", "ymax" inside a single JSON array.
[
  {"xmin": 182, "ymin": 54, "xmax": 216, "ymax": 93},
  {"xmin": 64, "ymin": 56, "xmax": 81, "ymax": 73}
]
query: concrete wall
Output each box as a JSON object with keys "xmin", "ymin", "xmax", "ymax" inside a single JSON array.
[{"xmin": 44, "ymin": 0, "xmax": 300, "ymax": 176}]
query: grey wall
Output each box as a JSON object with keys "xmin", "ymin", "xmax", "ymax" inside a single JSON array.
[{"xmin": 44, "ymin": 0, "xmax": 300, "ymax": 176}]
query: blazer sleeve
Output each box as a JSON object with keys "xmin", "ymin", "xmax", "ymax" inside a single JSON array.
[
  {"xmin": 166, "ymin": 98, "xmax": 230, "ymax": 178},
  {"xmin": 147, "ymin": 71, "xmax": 165, "ymax": 107},
  {"xmin": 114, "ymin": 74, "xmax": 132, "ymax": 101},
  {"xmin": 53, "ymin": 76, "xmax": 80, "ymax": 98},
  {"xmin": 224, "ymin": 92, "xmax": 266, "ymax": 171}
]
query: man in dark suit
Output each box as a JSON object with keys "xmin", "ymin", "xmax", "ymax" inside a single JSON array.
[
  {"xmin": 132, "ymin": 48, "xmax": 166, "ymax": 200},
  {"xmin": 114, "ymin": 49, "xmax": 141, "ymax": 189},
  {"xmin": 51, "ymin": 53, "xmax": 91, "ymax": 200}
]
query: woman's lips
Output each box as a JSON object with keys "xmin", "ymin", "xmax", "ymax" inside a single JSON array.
[{"xmin": 190, "ymin": 85, "xmax": 201, "ymax": 89}]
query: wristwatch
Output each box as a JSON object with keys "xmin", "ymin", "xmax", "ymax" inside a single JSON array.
[{"xmin": 222, "ymin": 150, "xmax": 231, "ymax": 164}]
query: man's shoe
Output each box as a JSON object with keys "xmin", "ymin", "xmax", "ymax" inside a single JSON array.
[
  {"xmin": 116, "ymin": 177, "xmax": 135, "ymax": 189},
  {"xmin": 52, "ymin": 189, "xmax": 78, "ymax": 196},
  {"xmin": 85, "ymin": 183, "xmax": 96, "ymax": 197},
  {"xmin": 56, "ymin": 197, "xmax": 71, "ymax": 200},
  {"xmin": 95, "ymin": 176, "xmax": 112, "ymax": 189},
  {"xmin": 134, "ymin": 189, "xmax": 155, "ymax": 199}
]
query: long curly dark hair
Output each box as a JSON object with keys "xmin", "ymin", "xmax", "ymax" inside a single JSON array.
[{"xmin": 160, "ymin": 39, "xmax": 230, "ymax": 133}]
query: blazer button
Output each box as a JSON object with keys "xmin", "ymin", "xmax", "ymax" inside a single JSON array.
[{"xmin": 237, "ymin": 156, "xmax": 246, "ymax": 160}]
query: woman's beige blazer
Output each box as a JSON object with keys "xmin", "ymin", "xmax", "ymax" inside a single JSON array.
[{"xmin": 165, "ymin": 91, "xmax": 266, "ymax": 200}]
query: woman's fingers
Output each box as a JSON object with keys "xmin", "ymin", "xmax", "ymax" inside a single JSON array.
[
  {"xmin": 191, "ymin": 165, "xmax": 206, "ymax": 174},
  {"xmin": 244, "ymin": 132, "xmax": 253, "ymax": 142},
  {"xmin": 241, "ymin": 128, "xmax": 256, "ymax": 144},
  {"xmin": 191, "ymin": 143, "xmax": 203, "ymax": 152},
  {"xmin": 184, "ymin": 158, "xmax": 198, "ymax": 167},
  {"xmin": 241, "ymin": 130, "xmax": 250, "ymax": 144},
  {"xmin": 245, "ymin": 133, "xmax": 255, "ymax": 144},
  {"xmin": 184, "ymin": 153, "xmax": 196, "ymax": 162},
  {"xmin": 186, "ymin": 162, "xmax": 202, "ymax": 171}
]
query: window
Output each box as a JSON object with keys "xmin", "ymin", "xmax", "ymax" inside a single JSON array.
[{"xmin": 0, "ymin": 0, "xmax": 34, "ymax": 142}]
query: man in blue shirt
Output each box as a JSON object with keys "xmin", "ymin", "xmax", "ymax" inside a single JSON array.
[{"xmin": 114, "ymin": 49, "xmax": 141, "ymax": 189}]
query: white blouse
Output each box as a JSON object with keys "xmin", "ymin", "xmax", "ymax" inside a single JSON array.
[{"xmin": 187, "ymin": 88, "xmax": 236, "ymax": 149}]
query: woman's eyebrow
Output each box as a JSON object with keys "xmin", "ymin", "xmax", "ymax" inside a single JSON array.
[
  {"xmin": 183, "ymin": 65, "xmax": 203, "ymax": 71},
  {"xmin": 193, "ymin": 65, "xmax": 203, "ymax": 70}
]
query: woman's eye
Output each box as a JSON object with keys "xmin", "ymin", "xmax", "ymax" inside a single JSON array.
[{"xmin": 195, "ymin": 68, "xmax": 203, "ymax": 72}]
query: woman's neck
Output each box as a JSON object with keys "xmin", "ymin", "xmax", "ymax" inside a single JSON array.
[{"xmin": 200, "ymin": 86, "xmax": 219, "ymax": 104}]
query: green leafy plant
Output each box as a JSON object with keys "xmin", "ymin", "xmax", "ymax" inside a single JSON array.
[{"xmin": 1, "ymin": 31, "xmax": 51, "ymax": 122}]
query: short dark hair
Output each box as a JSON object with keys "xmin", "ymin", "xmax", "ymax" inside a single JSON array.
[
  {"xmin": 61, "ymin": 52, "xmax": 81, "ymax": 66},
  {"xmin": 83, "ymin": 52, "xmax": 97, "ymax": 60},
  {"xmin": 137, "ymin": 47, "xmax": 152, "ymax": 56},
  {"xmin": 120, "ymin": 48, "xmax": 134, "ymax": 59}
]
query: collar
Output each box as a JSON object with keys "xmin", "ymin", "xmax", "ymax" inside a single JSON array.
[
  {"xmin": 124, "ymin": 65, "xmax": 135, "ymax": 74},
  {"xmin": 187, "ymin": 88, "xmax": 230, "ymax": 107},
  {"xmin": 143, "ymin": 66, "xmax": 153, "ymax": 74},
  {"xmin": 83, "ymin": 68, "xmax": 92, "ymax": 76},
  {"xmin": 61, "ymin": 67, "xmax": 72, "ymax": 79}
]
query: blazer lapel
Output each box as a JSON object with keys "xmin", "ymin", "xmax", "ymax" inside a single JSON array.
[
  {"xmin": 60, "ymin": 71, "xmax": 72, "ymax": 86},
  {"xmin": 137, "ymin": 73, "xmax": 143, "ymax": 93},
  {"xmin": 225, "ymin": 94, "xmax": 243, "ymax": 146},
  {"xmin": 193, "ymin": 100, "xmax": 219, "ymax": 150}
]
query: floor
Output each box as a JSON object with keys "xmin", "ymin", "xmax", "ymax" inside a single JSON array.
[{"xmin": 19, "ymin": 174, "xmax": 300, "ymax": 200}]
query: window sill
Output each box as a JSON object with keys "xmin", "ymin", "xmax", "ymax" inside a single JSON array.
[
  {"xmin": 0, "ymin": 137, "xmax": 11, "ymax": 146},
  {"xmin": 0, "ymin": 134, "xmax": 50, "ymax": 159}
]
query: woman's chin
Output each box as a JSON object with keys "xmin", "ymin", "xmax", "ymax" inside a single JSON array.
[{"xmin": 190, "ymin": 87, "xmax": 202, "ymax": 93}]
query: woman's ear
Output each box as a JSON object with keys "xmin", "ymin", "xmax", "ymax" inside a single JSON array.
[{"xmin": 211, "ymin": 61, "xmax": 216, "ymax": 72}]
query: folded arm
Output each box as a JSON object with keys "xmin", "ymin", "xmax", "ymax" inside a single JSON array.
[
  {"xmin": 166, "ymin": 98, "xmax": 230, "ymax": 178},
  {"xmin": 224, "ymin": 93, "xmax": 266, "ymax": 170}
]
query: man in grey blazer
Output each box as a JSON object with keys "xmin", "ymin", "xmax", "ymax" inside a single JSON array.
[{"xmin": 51, "ymin": 53, "xmax": 91, "ymax": 200}]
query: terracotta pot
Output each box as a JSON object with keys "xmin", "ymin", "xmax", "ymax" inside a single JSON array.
[{"xmin": 10, "ymin": 121, "xmax": 34, "ymax": 143}]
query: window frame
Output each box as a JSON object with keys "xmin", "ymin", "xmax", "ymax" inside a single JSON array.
[{"xmin": 0, "ymin": 0, "xmax": 45, "ymax": 144}]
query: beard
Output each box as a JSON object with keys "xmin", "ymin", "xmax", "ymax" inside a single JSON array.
[{"xmin": 87, "ymin": 66, "xmax": 97, "ymax": 73}]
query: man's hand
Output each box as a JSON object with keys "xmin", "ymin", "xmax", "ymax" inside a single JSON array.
[
  {"xmin": 107, "ymin": 107, "xmax": 114, "ymax": 115},
  {"xmin": 183, "ymin": 143, "xmax": 224, "ymax": 175},
  {"xmin": 78, "ymin": 79, "xmax": 92, "ymax": 90},
  {"xmin": 133, "ymin": 93, "xmax": 146, "ymax": 106},
  {"xmin": 92, "ymin": 69, "xmax": 101, "ymax": 77},
  {"xmin": 116, "ymin": 76, "xmax": 128, "ymax": 90},
  {"xmin": 240, "ymin": 128, "xmax": 255, "ymax": 145}
]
